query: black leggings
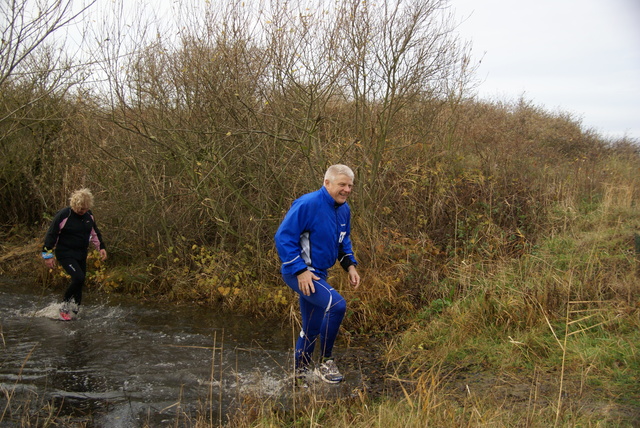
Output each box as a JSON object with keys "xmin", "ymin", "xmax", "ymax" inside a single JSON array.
[{"xmin": 58, "ymin": 257, "xmax": 87, "ymax": 305}]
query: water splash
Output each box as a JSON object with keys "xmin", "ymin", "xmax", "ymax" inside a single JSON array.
[{"xmin": 30, "ymin": 301, "xmax": 62, "ymax": 320}]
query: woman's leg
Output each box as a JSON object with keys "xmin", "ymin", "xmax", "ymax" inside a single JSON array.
[{"xmin": 58, "ymin": 257, "xmax": 87, "ymax": 305}]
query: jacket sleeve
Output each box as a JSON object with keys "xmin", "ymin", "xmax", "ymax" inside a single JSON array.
[
  {"xmin": 42, "ymin": 208, "xmax": 69, "ymax": 252},
  {"xmin": 338, "ymin": 212, "xmax": 357, "ymax": 271},
  {"xmin": 89, "ymin": 211, "xmax": 106, "ymax": 251},
  {"xmin": 274, "ymin": 199, "xmax": 311, "ymax": 276}
]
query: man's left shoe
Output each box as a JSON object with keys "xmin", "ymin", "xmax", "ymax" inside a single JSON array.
[{"xmin": 314, "ymin": 359, "xmax": 344, "ymax": 384}]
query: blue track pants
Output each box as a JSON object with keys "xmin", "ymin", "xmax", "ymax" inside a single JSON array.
[{"xmin": 282, "ymin": 273, "xmax": 346, "ymax": 368}]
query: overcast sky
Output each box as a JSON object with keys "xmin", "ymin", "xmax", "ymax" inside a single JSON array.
[{"xmin": 451, "ymin": 0, "xmax": 640, "ymax": 141}]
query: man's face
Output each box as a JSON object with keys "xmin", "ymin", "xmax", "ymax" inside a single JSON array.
[{"xmin": 324, "ymin": 174, "xmax": 353, "ymax": 204}]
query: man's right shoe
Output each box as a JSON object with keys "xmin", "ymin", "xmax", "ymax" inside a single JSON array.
[
  {"xmin": 294, "ymin": 366, "xmax": 310, "ymax": 388},
  {"xmin": 314, "ymin": 359, "xmax": 344, "ymax": 384}
]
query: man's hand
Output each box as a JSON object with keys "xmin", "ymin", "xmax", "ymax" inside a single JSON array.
[
  {"xmin": 297, "ymin": 270, "xmax": 319, "ymax": 296},
  {"xmin": 99, "ymin": 249, "xmax": 108, "ymax": 261},
  {"xmin": 44, "ymin": 258, "xmax": 56, "ymax": 269},
  {"xmin": 348, "ymin": 265, "xmax": 360, "ymax": 288}
]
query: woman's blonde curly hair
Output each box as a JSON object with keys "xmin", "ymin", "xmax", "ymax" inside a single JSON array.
[{"xmin": 69, "ymin": 188, "xmax": 94, "ymax": 211}]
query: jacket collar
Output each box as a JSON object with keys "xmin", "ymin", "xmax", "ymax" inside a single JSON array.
[{"xmin": 320, "ymin": 186, "xmax": 345, "ymax": 208}]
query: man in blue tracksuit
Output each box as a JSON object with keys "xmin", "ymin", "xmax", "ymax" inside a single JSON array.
[{"xmin": 274, "ymin": 164, "xmax": 360, "ymax": 384}]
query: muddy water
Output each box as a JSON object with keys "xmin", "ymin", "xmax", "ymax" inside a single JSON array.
[{"xmin": 0, "ymin": 277, "xmax": 344, "ymax": 426}]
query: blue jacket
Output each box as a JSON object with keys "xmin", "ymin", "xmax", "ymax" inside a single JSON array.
[{"xmin": 275, "ymin": 186, "xmax": 357, "ymax": 277}]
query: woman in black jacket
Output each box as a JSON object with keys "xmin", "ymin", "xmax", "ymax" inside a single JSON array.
[{"xmin": 42, "ymin": 188, "xmax": 107, "ymax": 320}]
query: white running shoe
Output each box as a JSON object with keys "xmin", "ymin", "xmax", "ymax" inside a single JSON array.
[{"xmin": 314, "ymin": 359, "xmax": 344, "ymax": 384}]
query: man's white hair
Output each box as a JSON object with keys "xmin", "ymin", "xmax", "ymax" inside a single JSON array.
[{"xmin": 324, "ymin": 164, "xmax": 354, "ymax": 182}]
